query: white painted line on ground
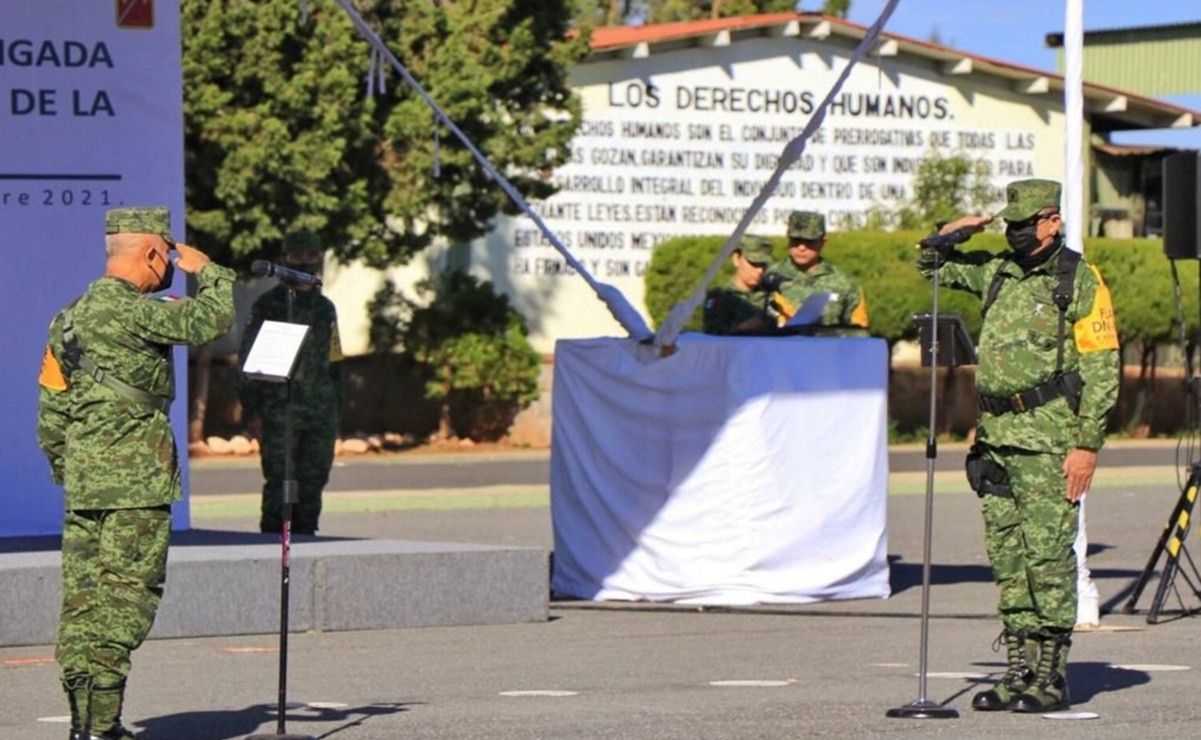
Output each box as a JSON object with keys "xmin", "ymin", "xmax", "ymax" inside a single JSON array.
[
  {"xmin": 709, "ymin": 680, "xmax": 795, "ymax": 687},
  {"xmin": 37, "ymin": 716, "xmax": 71, "ymax": 723},
  {"xmin": 1112, "ymin": 664, "xmax": 1191, "ymax": 672},
  {"xmin": 923, "ymin": 672, "xmax": 989, "ymax": 679},
  {"xmin": 869, "ymin": 663, "xmax": 908, "ymax": 668},
  {"xmin": 1043, "ymin": 711, "xmax": 1101, "ymax": 720},
  {"xmin": 499, "ymin": 690, "xmax": 579, "ymax": 697}
]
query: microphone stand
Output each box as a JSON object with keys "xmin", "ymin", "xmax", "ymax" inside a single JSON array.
[
  {"xmin": 248, "ymin": 284, "xmax": 316, "ymax": 740},
  {"xmin": 887, "ymin": 244, "xmax": 960, "ymax": 720}
]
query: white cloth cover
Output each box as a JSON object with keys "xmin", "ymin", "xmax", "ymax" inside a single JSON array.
[{"xmin": 550, "ymin": 334, "xmax": 891, "ymax": 605}]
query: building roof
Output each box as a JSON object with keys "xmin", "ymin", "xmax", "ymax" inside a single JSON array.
[
  {"xmin": 1046, "ymin": 20, "xmax": 1201, "ymax": 48},
  {"xmin": 586, "ymin": 13, "xmax": 1200, "ymax": 133},
  {"xmin": 1094, "ymin": 142, "xmax": 1181, "ymax": 158}
]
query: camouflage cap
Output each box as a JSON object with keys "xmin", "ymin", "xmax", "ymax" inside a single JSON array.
[
  {"xmin": 105, "ymin": 207, "xmax": 174, "ymax": 245},
  {"xmin": 787, "ymin": 211, "xmax": 825, "ymax": 241},
  {"xmin": 283, "ymin": 229, "xmax": 322, "ymax": 255},
  {"xmin": 737, "ymin": 235, "xmax": 773, "ymax": 265},
  {"xmin": 996, "ymin": 179, "xmax": 1061, "ymax": 221}
]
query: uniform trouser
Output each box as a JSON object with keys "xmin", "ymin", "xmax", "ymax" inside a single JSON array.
[
  {"xmin": 56, "ymin": 506, "xmax": 171, "ymax": 685},
  {"xmin": 978, "ymin": 445, "xmax": 1079, "ymax": 633},
  {"xmin": 259, "ymin": 418, "xmax": 336, "ymax": 532}
]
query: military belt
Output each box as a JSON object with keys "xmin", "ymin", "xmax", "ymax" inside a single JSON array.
[
  {"xmin": 978, "ymin": 370, "xmax": 1082, "ymax": 417},
  {"xmin": 78, "ymin": 355, "xmax": 172, "ymax": 414}
]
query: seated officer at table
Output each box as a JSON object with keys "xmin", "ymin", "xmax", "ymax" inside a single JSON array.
[
  {"xmin": 768, "ymin": 211, "xmax": 869, "ymax": 335},
  {"xmin": 703, "ymin": 235, "xmax": 774, "ymax": 336}
]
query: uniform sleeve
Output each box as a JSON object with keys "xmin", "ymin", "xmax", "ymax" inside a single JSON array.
[
  {"xmin": 916, "ymin": 247, "xmax": 997, "ymax": 297},
  {"xmin": 36, "ymin": 321, "xmax": 70, "ymax": 485},
  {"xmin": 1072, "ymin": 265, "xmax": 1121, "ymax": 450},
  {"xmin": 846, "ymin": 282, "xmax": 869, "ymax": 329},
  {"xmin": 703, "ymin": 291, "xmax": 728, "ymax": 335},
  {"xmin": 237, "ymin": 296, "xmax": 267, "ymax": 420},
  {"xmin": 128, "ymin": 263, "xmax": 236, "ymax": 346}
]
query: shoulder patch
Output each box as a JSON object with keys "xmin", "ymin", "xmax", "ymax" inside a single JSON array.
[
  {"xmin": 329, "ymin": 322, "xmax": 344, "ymax": 363},
  {"xmin": 38, "ymin": 346, "xmax": 68, "ymax": 391},
  {"xmin": 1074, "ymin": 266, "xmax": 1119, "ymax": 353},
  {"xmin": 850, "ymin": 288, "xmax": 869, "ymax": 328}
]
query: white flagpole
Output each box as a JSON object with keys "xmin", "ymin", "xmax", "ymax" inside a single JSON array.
[{"xmin": 1064, "ymin": 0, "xmax": 1085, "ymax": 254}]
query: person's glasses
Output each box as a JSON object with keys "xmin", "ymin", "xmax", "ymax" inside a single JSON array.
[{"xmin": 1006, "ymin": 212, "xmax": 1056, "ymax": 230}]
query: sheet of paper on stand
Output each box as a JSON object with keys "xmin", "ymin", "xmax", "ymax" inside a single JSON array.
[{"xmin": 242, "ymin": 320, "xmax": 310, "ymax": 382}]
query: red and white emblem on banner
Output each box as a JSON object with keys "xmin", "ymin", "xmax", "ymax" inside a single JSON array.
[{"xmin": 116, "ymin": 0, "xmax": 154, "ymax": 29}]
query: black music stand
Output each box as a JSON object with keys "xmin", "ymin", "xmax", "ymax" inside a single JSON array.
[
  {"xmin": 886, "ymin": 302, "xmax": 975, "ymax": 719},
  {"xmin": 242, "ymin": 290, "xmax": 318, "ymax": 740}
]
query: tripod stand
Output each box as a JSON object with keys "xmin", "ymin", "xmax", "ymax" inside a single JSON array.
[
  {"xmin": 1122, "ymin": 259, "xmax": 1201, "ymax": 624},
  {"xmin": 887, "ymin": 254, "xmax": 976, "ymax": 720},
  {"xmin": 1122, "ymin": 464, "xmax": 1201, "ymax": 623}
]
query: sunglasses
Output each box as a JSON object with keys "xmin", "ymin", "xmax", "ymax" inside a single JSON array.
[{"xmin": 1005, "ymin": 212, "xmax": 1057, "ymax": 230}]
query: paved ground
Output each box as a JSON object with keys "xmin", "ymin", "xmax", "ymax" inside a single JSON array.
[
  {"xmin": 187, "ymin": 439, "xmax": 1188, "ymax": 495},
  {"xmin": 5, "ymin": 442, "xmax": 1201, "ymax": 739}
]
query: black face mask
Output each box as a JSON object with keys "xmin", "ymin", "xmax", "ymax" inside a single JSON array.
[
  {"xmin": 1005, "ymin": 221, "xmax": 1042, "ymax": 256},
  {"xmin": 149, "ymin": 250, "xmax": 175, "ymax": 293}
]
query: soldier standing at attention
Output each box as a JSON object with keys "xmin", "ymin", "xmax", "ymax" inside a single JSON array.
[
  {"xmin": 919, "ymin": 179, "xmax": 1120, "ymax": 713},
  {"xmin": 239, "ymin": 229, "xmax": 344, "ymax": 536},
  {"xmin": 703, "ymin": 235, "xmax": 774, "ymax": 335},
  {"xmin": 769, "ymin": 210, "xmax": 869, "ymax": 333},
  {"xmin": 37, "ymin": 207, "xmax": 235, "ymax": 739}
]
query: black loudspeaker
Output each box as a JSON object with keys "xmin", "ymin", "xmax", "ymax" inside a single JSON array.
[{"xmin": 1163, "ymin": 151, "xmax": 1201, "ymax": 260}]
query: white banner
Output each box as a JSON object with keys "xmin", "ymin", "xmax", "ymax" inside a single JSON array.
[{"xmin": 0, "ymin": 0, "xmax": 186, "ymax": 536}]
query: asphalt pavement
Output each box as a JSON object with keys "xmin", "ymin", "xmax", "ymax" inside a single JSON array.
[
  {"xmin": 4, "ymin": 440, "xmax": 1201, "ymax": 739},
  {"xmin": 187, "ymin": 439, "xmax": 1189, "ymax": 496}
]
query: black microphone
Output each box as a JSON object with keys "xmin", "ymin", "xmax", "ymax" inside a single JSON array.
[
  {"xmin": 757, "ymin": 271, "xmax": 788, "ymax": 294},
  {"xmin": 250, "ymin": 260, "xmax": 323, "ymax": 287},
  {"xmin": 919, "ymin": 228, "xmax": 973, "ymax": 250}
]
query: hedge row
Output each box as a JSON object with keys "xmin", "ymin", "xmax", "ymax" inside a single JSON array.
[{"xmin": 643, "ymin": 231, "xmax": 1196, "ymax": 348}]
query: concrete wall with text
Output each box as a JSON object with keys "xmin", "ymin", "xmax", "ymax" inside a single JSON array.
[{"xmin": 326, "ymin": 34, "xmax": 1067, "ymax": 355}]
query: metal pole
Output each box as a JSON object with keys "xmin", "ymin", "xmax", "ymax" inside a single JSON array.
[
  {"xmin": 887, "ymin": 257, "xmax": 957, "ymax": 719},
  {"xmin": 247, "ymin": 286, "xmax": 315, "ymax": 740}
]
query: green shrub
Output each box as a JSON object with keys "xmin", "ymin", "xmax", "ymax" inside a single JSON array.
[
  {"xmin": 644, "ymin": 232, "xmax": 1196, "ymax": 354},
  {"xmin": 369, "ymin": 271, "xmax": 541, "ymax": 441}
]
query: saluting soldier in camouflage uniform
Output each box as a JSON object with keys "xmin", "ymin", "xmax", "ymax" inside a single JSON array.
[
  {"xmin": 703, "ymin": 235, "xmax": 774, "ymax": 335},
  {"xmin": 769, "ymin": 211, "xmax": 869, "ymax": 334},
  {"xmin": 37, "ymin": 207, "xmax": 235, "ymax": 740},
  {"xmin": 239, "ymin": 230, "xmax": 344, "ymax": 536},
  {"xmin": 919, "ymin": 179, "xmax": 1120, "ymax": 713}
]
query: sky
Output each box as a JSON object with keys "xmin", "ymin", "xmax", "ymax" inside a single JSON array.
[{"xmin": 845, "ymin": 0, "xmax": 1201, "ymax": 147}]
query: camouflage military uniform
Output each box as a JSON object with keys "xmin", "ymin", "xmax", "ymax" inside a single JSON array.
[
  {"xmin": 703, "ymin": 236, "xmax": 774, "ymax": 335},
  {"xmin": 37, "ymin": 207, "xmax": 235, "ymax": 738},
  {"xmin": 772, "ymin": 211, "xmax": 869, "ymax": 333},
  {"xmin": 703, "ymin": 284, "xmax": 768, "ymax": 335},
  {"xmin": 918, "ymin": 180, "xmax": 1120, "ymax": 712},
  {"xmin": 238, "ymin": 231, "xmax": 343, "ymax": 535}
]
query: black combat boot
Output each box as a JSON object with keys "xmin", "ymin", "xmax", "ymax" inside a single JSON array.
[
  {"xmin": 1011, "ymin": 629, "xmax": 1072, "ymax": 713},
  {"xmin": 971, "ymin": 629, "xmax": 1036, "ymax": 711},
  {"xmin": 62, "ymin": 674, "xmax": 91, "ymax": 740},
  {"xmin": 71, "ymin": 728, "xmax": 137, "ymax": 740},
  {"xmin": 74, "ymin": 680, "xmax": 137, "ymax": 739}
]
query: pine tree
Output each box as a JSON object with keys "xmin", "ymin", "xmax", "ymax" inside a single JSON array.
[{"xmin": 182, "ymin": 0, "xmax": 587, "ymax": 269}]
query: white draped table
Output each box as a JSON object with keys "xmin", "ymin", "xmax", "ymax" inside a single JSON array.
[{"xmin": 549, "ymin": 334, "xmax": 891, "ymax": 605}]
